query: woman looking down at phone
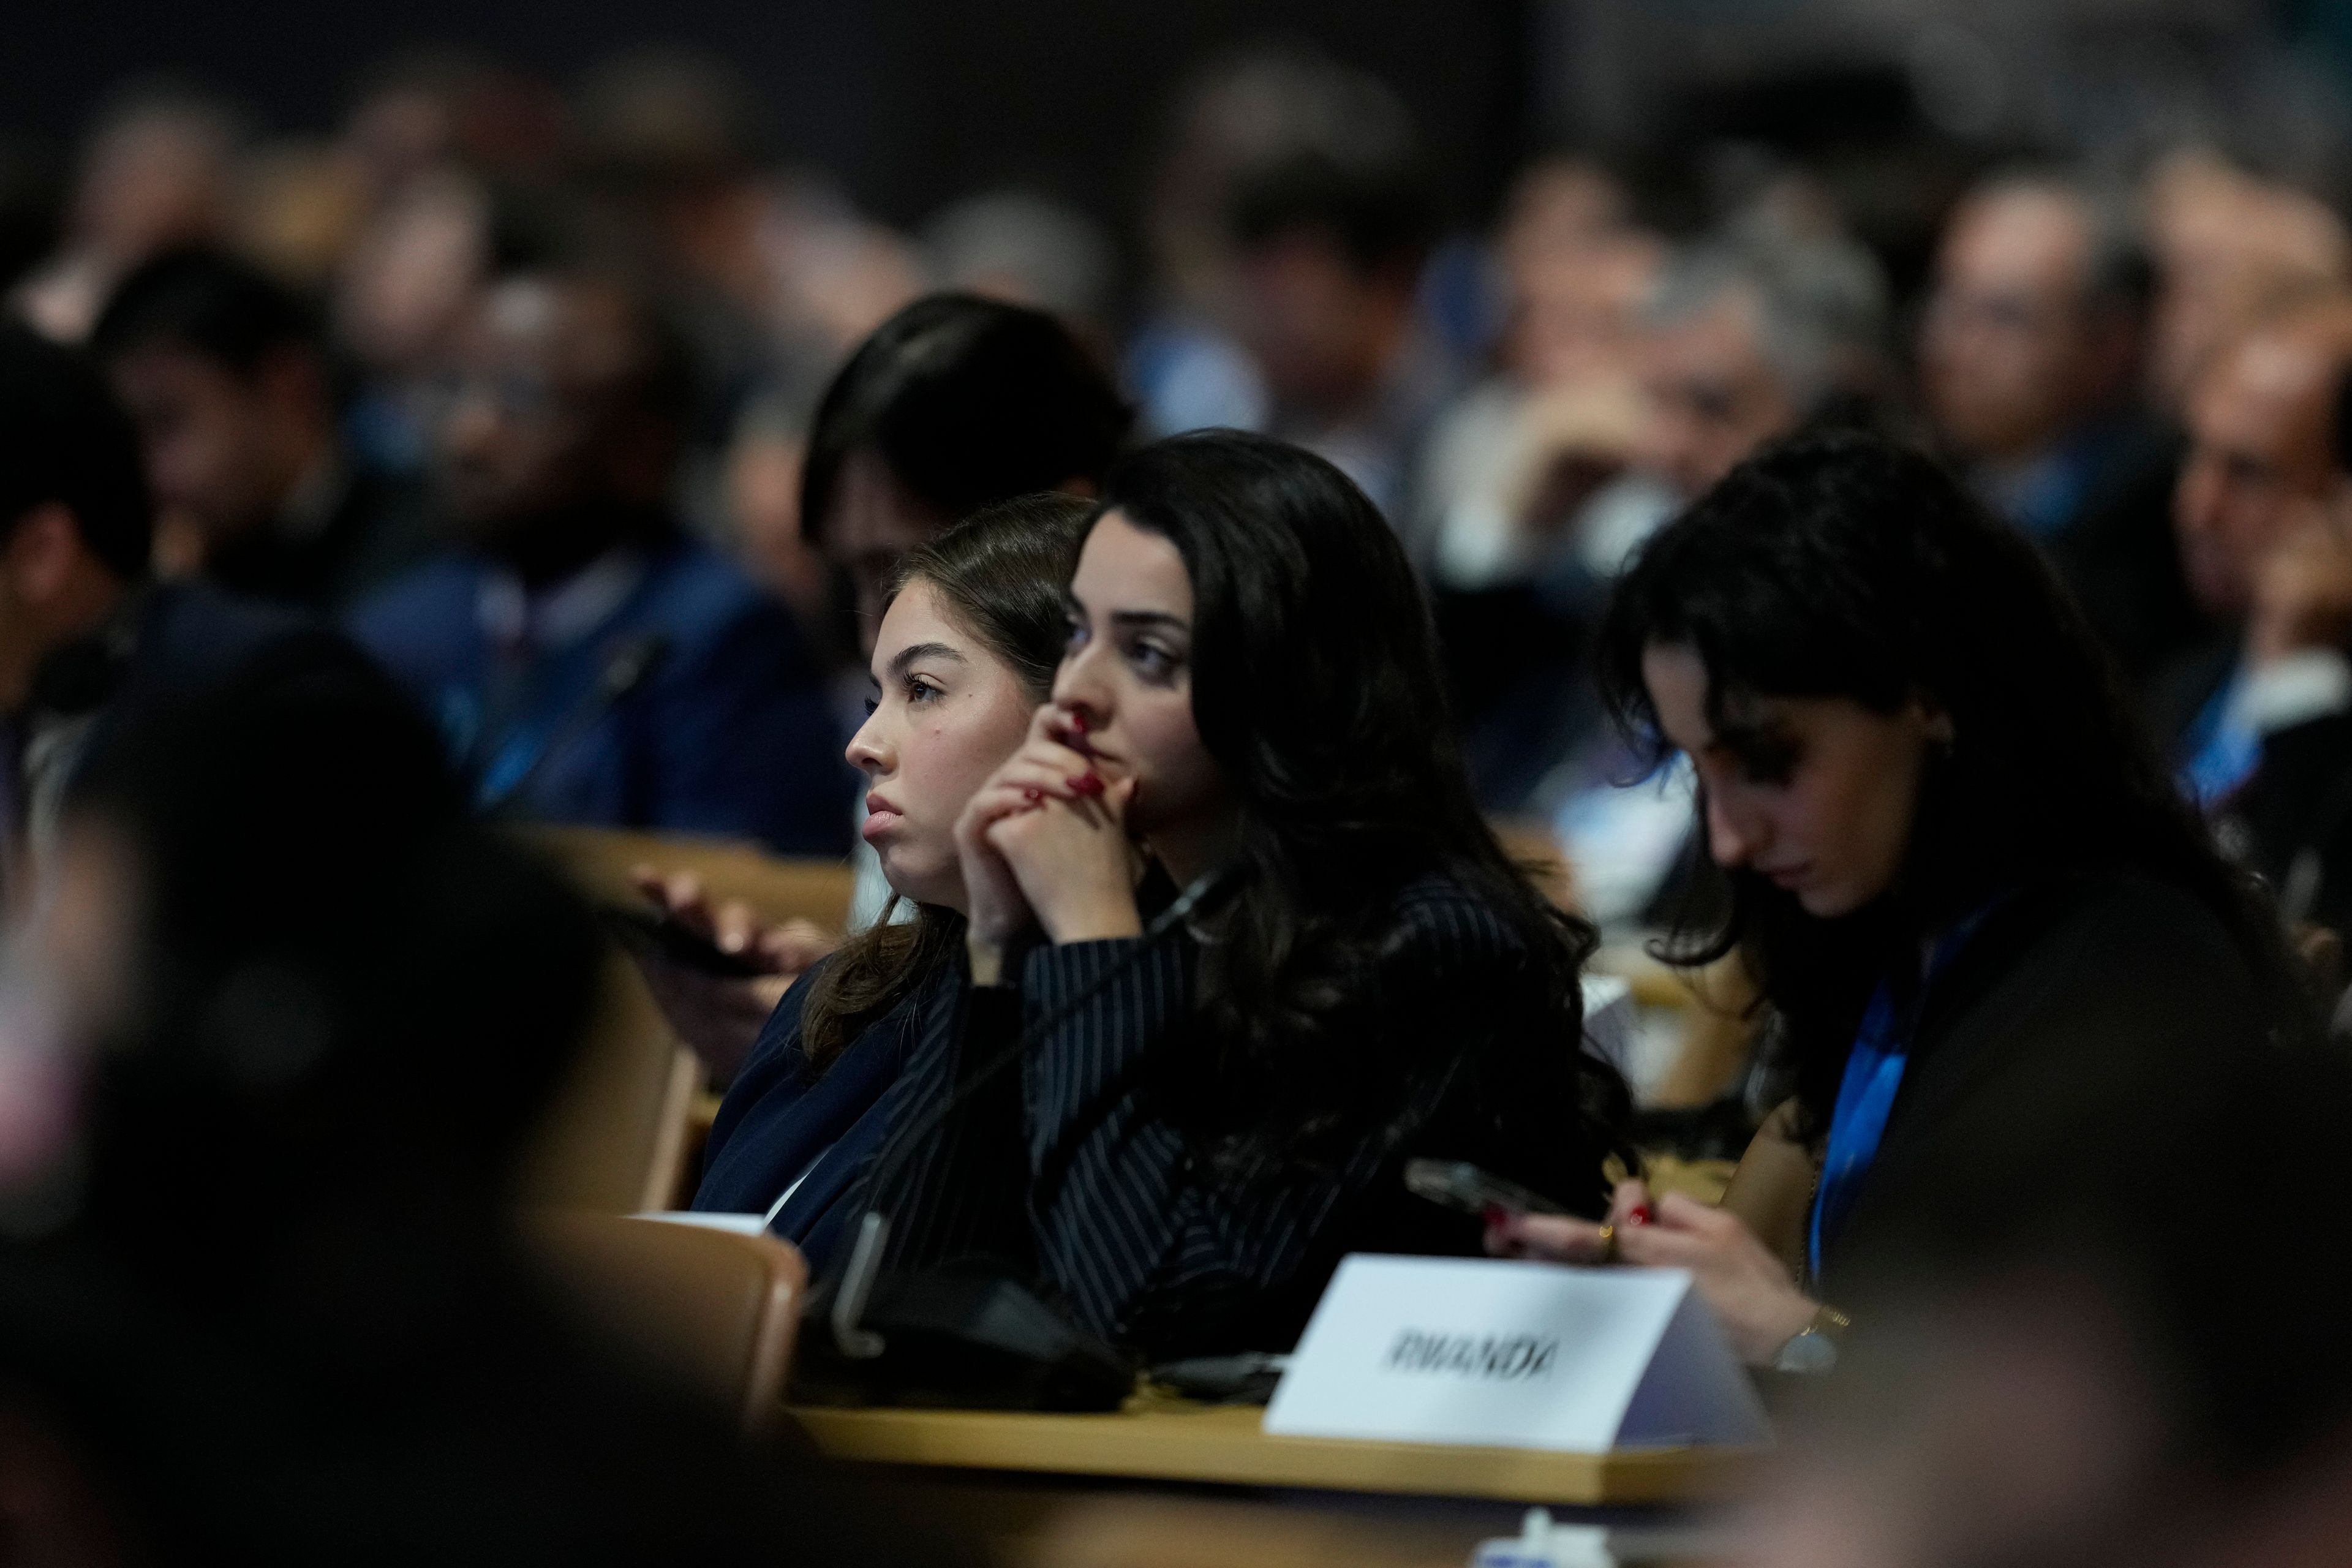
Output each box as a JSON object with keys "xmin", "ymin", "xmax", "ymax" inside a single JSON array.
[
  {"xmin": 1488, "ymin": 432, "xmax": 2315, "ymax": 1368},
  {"xmin": 689, "ymin": 496, "xmax": 1090, "ymax": 1267},
  {"xmin": 869, "ymin": 430, "xmax": 1634, "ymax": 1357}
]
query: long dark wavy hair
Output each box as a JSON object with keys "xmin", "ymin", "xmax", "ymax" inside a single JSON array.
[
  {"xmin": 797, "ymin": 494, "xmax": 1093, "ymax": 1070},
  {"xmin": 1096, "ymin": 430, "xmax": 1633, "ymax": 1199},
  {"xmin": 1594, "ymin": 431, "xmax": 2312, "ymax": 1139}
]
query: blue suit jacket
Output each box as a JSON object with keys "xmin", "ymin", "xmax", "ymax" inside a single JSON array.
[
  {"xmin": 694, "ymin": 955, "xmax": 959, "ymax": 1273},
  {"xmin": 349, "ymin": 535, "xmax": 852, "ymax": 855}
]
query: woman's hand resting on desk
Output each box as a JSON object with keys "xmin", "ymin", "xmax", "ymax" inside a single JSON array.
[
  {"xmin": 625, "ymin": 866, "xmax": 835, "ymax": 1082},
  {"xmin": 1485, "ymin": 1178, "xmax": 1819, "ymax": 1365},
  {"xmin": 956, "ymin": 705, "xmax": 1143, "ymax": 981}
]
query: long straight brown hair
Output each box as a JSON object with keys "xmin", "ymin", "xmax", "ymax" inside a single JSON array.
[{"xmin": 797, "ymin": 493, "xmax": 1091, "ymax": 1071}]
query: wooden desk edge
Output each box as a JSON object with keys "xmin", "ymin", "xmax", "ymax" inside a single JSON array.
[{"xmin": 788, "ymin": 1402, "xmax": 1756, "ymax": 1506}]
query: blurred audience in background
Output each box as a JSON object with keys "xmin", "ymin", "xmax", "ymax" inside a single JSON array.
[
  {"xmin": 6, "ymin": 39, "xmax": 2348, "ymax": 874},
  {"xmin": 2154, "ymin": 294, "xmax": 2352, "ymax": 944},
  {"xmin": 1128, "ymin": 46, "xmax": 1451, "ymax": 528},
  {"xmin": 349, "ymin": 270, "xmax": 851, "ymax": 853},
  {"xmin": 92, "ymin": 247, "xmax": 431, "ymax": 606},
  {"xmin": 11, "ymin": 86, "xmax": 243, "ymax": 344},
  {"xmin": 0, "ymin": 325, "xmax": 315, "ymax": 901}
]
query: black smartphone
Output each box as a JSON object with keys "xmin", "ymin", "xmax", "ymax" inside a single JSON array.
[
  {"xmin": 598, "ymin": 903, "xmax": 772, "ymax": 979},
  {"xmin": 1403, "ymin": 1158, "xmax": 1568, "ymax": 1218}
]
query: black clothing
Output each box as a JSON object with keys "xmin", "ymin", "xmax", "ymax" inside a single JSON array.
[
  {"xmin": 1, "ymin": 582, "xmax": 323, "ymax": 895},
  {"xmin": 2142, "ymin": 633, "xmax": 2352, "ymax": 944},
  {"xmin": 0, "ymin": 1224, "xmax": 945, "ymax": 1566},
  {"xmin": 694, "ymin": 956, "xmax": 961, "ymax": 1273},
  {"xmin": 1823, "ymin": 871, "xmax": 2277, "ymax": 1296},
  {"xmin": 2218, "ymin": 711, "xmax": 2352, "ymax": 941},
  {"xmin": 2143, "ymin": 632, "xmax": 2237, "ymax": 755},
  {"xmin": 205, "ymin": 464, "xmax": 433, "ymax": 612},
  {"xmin": 2038, "ymin": 417, "xmax": 2205, "ymax": 684},
  {"xmin": 869, "ymin": 872, "xmax": 1617, "ymax": 1358}
]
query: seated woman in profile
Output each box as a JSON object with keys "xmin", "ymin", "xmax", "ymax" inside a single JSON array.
[
  {"xmin": 1490, "ymin": 432, "xmax": 2317, "ymax": 1369},
  {"xmin": 872, "ymin": 430, "xmax": 1634, "ymax": 1358},
  {"xmin": 690, "ymin": 496, "xmax": 1091, "ymax": 1269}
]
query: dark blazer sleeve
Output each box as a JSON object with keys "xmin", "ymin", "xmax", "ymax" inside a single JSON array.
[
  {"xmin": 690, "ymin": 967, "xmax": 821, "ymax": 1212},
  {"xmin": 1823, "ymin": 875, "xmax": 2272, "ymax": 1298},
  {"xmin": 893, "ymin": 886, "xmax": 1594, "ymax": 1355},
  {"xmin": 1014, "ymin": 935, "xmax": 1371, "ymax": 1349}
]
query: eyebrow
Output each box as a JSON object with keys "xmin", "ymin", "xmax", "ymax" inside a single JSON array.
[
  {"xmin": 1065, "ymin": 593, "xmax": 1190, "ymax": 635},
  {"xmin": 877, "ymin": 641, "xmax": 967, "ymax": 684}
]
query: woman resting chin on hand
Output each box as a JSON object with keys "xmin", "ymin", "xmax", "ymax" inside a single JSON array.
[
  {"xmin": 958, "ymin": 705, "xmax": 1144, "ymax": 977},
  {"xmin": 876, "ymin": 432, "xmax": 1631, "ymax": 1362}
]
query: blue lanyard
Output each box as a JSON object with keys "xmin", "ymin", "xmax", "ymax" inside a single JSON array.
[
  {"xmin": 2179, "ymin": 666, "xmax": 2260, "ymax": 808},
  {"xmin": 1807, "ymin": 913, "xmax": 1989, "ymax": 1281}
]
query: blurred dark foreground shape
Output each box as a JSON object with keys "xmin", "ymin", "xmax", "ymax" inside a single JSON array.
[
  {"xmin": 0, "ymin": 644, "xmax": 957, "ymax": 1564},
  {"xmin": 1746, "ymin": 1020, "xmax": 2352, "ymax": 1568}
]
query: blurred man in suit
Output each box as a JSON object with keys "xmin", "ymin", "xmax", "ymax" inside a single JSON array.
[
  {"xmin": 0, "ymin": 323, "xmax": 312, "ymax": 897},
  {"xmin": 351, "ymin": 270, "xmax": 851, "ymax": 855},
  {"xmin": 92, "ymin": 246, "xmax": 431, "ymax": 608},
  {"xmin": 2155, "ymin": 298, "xmax": 2352, "ymax": 942},
  {"xmin": 1921, "ymin": 172, "xmax": 2203, "ymax": 681}
]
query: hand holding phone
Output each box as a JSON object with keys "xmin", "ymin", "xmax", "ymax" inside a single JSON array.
[
  {"xmin": 1403, "ymin": 1158, "xmax": 1568, "ymax": 1218},
  {"xmin": 598, "ymin": 903, "xmax": 774, "ymax": 979}
]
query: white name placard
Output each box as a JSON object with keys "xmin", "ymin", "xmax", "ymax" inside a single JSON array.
[{"xmin": 1263, "ymin": 1255, "xmax": 1771, "ymax": 1452}]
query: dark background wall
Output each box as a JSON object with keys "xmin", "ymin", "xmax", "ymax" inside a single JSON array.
[{"xmin": 0, "ymin": 0, "xmax": 1537, "ymax": 232}]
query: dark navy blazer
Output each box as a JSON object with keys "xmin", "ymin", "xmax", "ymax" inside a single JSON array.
[
  {"xmin": 868, "ymin": 872, "xmax": 1620, "ymax": 1358},
  {"xmin": 348, "ymin": 533, "xmax": 852, "ymax": 855},
  {"xmin": 692, "ymin": 954, "xmax": 962, "ymax": 1272}
]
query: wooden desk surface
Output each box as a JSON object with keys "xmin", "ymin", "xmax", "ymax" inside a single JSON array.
[{"xmin": 791, "ymin": 1394, "xmax": 1752, "ymax": 1507}]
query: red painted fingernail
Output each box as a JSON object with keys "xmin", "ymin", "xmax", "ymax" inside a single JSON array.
[
  {"xmin": 1068, "ymin": 709, "xmax": 1090, "ymax": 734},
  {"xmin": 1482, "ymin": 1204, "xmax": 1508, "ymax": 1227},
  {"xmin": 1022, "ymin": 786, "xmax": 1042, "ymax": 803},
  {"xmin": 1629, "ymin": 1205, "xmax": 1654, "ymax": 1226},
  {"xmin": 1069, "ymin": 773, "xmax": 1104, "ymax": 795}
]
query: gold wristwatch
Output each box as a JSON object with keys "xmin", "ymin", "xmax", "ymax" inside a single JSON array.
[{"xmin": 1771, "ymin": 1304, "xmax": 1852, "ymax": 1373}]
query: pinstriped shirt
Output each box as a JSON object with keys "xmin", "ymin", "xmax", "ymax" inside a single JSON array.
[{"xmin": 867, "ymin": 872, "xmax": 1613, "ymax": 1357}]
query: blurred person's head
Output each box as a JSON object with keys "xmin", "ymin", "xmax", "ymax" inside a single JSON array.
[
  {"xmin": 1145, "ymin": 45, "xmax": 1408, "ymax": 316},
  {"xmin": 576, "ymin": 47, "xmax": 769, "ymax": 306},
  {"xmin": 0, "ymin": 326, "xmax": 149, "ymax": 710},
  {"xmin": 1224, "ymin": 132, "xmax": 1436, "ymax": 415},
  {"xmin": 91, "ymin": 247, "xmax": 336, "ymax": 555},
  {"xmin": 1920, "ymin": 173, "xmax": 2151, "ymax": 464},
  {"xmin": 801, "ymin": 293, "xmax": 1131, "ymax": 643},
  {"xmin": 919, "ymin": 190, "xmax": 1116, "ymax": 342},
  {"xmin": 333, "ymin": 170, "xmax": 489, "ymax": 376},
  {"xmin": 2146, "ymin": 150, "xmax": 2352, "ymax": 413},
  {"xmin": 1497, "ymin": 156, "xmax": 1631, "ymax": 276},
  {"xmin": 722, "ymin": 395, "xmax": 820, "ymax": 619},
  {"xmin": 339, "ymin": 49, "xmax": 488, "ymax": 204},
  {"xmin": 1635, "ymin": 236, "xmax": 1888, "ymax": 501},
  {"xmin": 66, "ymin": 86, "xmax": 241, "ymax": 270},
  {"xmin": 233, "ymin": 141, "xmax": 369, "ymax": 292},
  {"xmin": 42, "ymin": 644, "xmax": 601, "ymax": 1244},
  {"xmin": 1746, "ymin": 1034, "xmax": 2352, "ymax": 1568},
  {"xmin": 1599, "ymin": 432, "xmax": 2293, "ymax": 1127},
  {"xmin": 2173, "ymin": 295, "xmax": 2352, "ymax": 620},
  {"xmin": 439, "ymin": 270, "xmax": 692, "ymax": 582},
  {"xmin": 1505, "ymin": 228, "xmax": 1664, "ymax": 393}
]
